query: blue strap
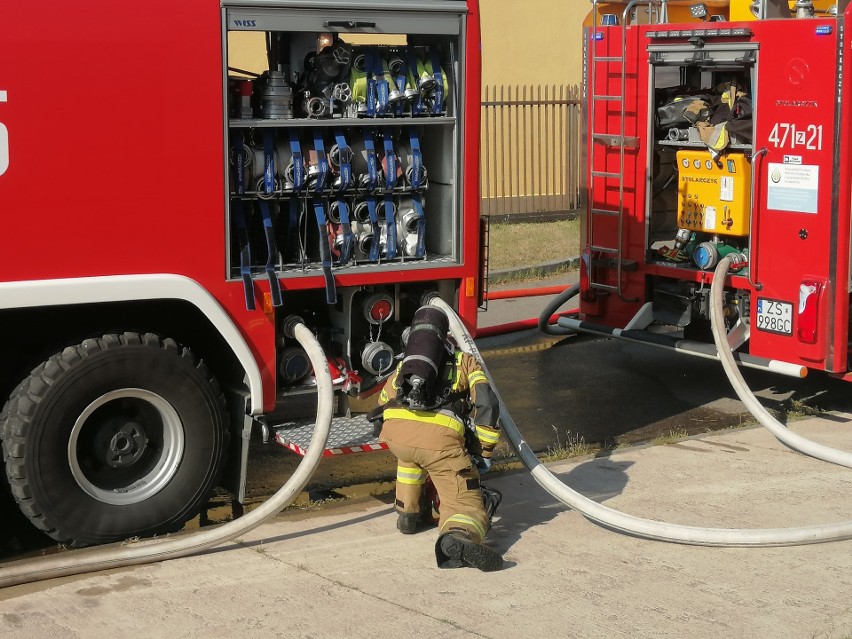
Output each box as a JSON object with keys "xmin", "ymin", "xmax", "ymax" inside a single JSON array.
[
  {"xmin": 334, "ymin": 130, "xmax": 353, "ymax": 192},
  {"xmin": 232, "ymin": 199, "xmax": 256, "ymax": 310},
  {"xmin": 231, "ymin": 131, "xmax": 255, "ymax": 310},
  {"xmin": 285, "ymin": 197, "xmax": 302, "ymax": 264},
  {"xmin": 313, "ymin": 130, "xmax": 329, "ymax": 193},
  {"xmin": 393, "ymin": 58, "xmax": 408, "ymax": 117},
  {"xmin": 408, "ymin": 130, "xmax": 424, "ymax": 190},
  {"xmin": 262, "ymin": 130, "xmax": 275, "ymax": 197},
  {"xmin": 371, "ymin": 48, "xmax": 389, "ymax": 116},
  {"xmin": 289, "ymin": 131, "xmax": 305, "ymax": 191},
  {"xmin": 365, "ymin": 49, "xmax": 377, "ymax": 117},
  {"xmin": 365, "ymin": 196, "xmax": 381, "ymax": 262},
  {"xmin": 233, "ymin": 130, "xmax": 247, "ymax": 196},
  {"xmin": 258, "ymin": 200, "xmax": 283, "ymax": 307},
  {"xmin": 335, "ymin": 197, "xmax": 355, "ymax": 265},
  {"xmin": 312, "ymin": 199, "xmax": 337, "ymax": 304},
  {"xmin": 406, "ymin": 47, "xmax": 424, "ymax": 116},
  {"xmin": 364, "ymin": 131, "xmax": 379, "ymax": 191},
  {"xmin": 384, "ymin": 196, "xmax": 397, "ymax": 260},
  {"xmin": 430, "ymin": 48, "xmax": 444, "ymax": 114},
  {"xmin": 382, "ymin": 133, "xmax": 397, "ymax": 191},
  {"xmin": 411, "ymin": 193, "xmax": 426, "ymax": 258}
]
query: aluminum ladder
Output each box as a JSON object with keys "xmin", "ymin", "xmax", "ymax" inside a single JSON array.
[{"xmin": 587, "ymin": 0, "xmax": 664, "ymax": 300}]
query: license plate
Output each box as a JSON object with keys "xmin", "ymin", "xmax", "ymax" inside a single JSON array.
[{"xmin": 756, "ymin": 298, "xmax": 793, "ymax": 335}]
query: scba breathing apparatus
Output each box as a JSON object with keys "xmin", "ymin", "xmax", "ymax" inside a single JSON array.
[
  {"xmin": 349, "ymin": 45, "xmax": 448, "ymax": 118},
  {"xmin": 396, "ymin": 306, "xmax": 456, "ymax": 411}
]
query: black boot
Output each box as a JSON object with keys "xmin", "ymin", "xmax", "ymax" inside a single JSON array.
[
  {"xmin": 397, "ymin": 512, "xmax": 420, "ymax": 534},
  {"xmin": 435, "ymin": 530, "xmax": 503, "ymax": 572}
]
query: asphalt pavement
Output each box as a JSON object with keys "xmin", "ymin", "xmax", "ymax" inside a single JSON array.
[
  {"xmin": 478, "ymin": 267, "xmax": 578, "ymax": 330},
  {"xmin": 2, "ymin": 414, "xmax": 852, "ymax": 638}
]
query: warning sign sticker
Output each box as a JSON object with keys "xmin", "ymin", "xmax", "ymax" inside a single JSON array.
[{"xmin": 766, "ymin": 163, "xmax": 819, "ymax": 214}]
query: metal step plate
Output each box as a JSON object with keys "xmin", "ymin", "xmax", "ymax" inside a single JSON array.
[{"xmin": 273, "ymin": 414, "xmax": 388, "ymax": 457}]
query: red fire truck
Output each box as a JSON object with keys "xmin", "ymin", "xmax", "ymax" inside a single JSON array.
[
  {"xmin": 0, "ymin": 0, "xmax": 483, "ymax": 546},
  {"xmin": 565, "ymin": 0, "xmax": 851, "ymax": 382}
]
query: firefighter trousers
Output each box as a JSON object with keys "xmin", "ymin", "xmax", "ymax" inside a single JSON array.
[{"xmin": 386, "ymin": 442, "xmax": 490, "ymax": 543}]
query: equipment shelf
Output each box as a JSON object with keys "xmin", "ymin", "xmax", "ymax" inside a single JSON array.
[
  {"xmin": 229, "ymin": 116, "xmax": 456, "ymax": 128},
  {"xmin": 657, "ymin": 139, "xmax": 752, "ymax": 151}
]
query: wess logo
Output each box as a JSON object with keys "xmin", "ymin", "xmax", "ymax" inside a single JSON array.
[
  {"xmin": 0, "ymin": 90, "xmax": 8, "ymax": 177},
  {"xmin": 233, "ymin": 19, "xmax": 257, "ymax": 27}
]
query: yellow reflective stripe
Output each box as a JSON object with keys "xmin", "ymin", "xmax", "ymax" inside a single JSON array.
[
  {"xmin": 443, "ymin": 514, "xmax": 486, "ymax": 540},
  {"xmin": 476, "ymin": 425, "xmax": 500, "ymax": 444},
  {"xmin": 380, "ymin": 365, "xmax": 401, "ymax": 404},
  {"xmin": 452, "ymin": 351, "xmax": 463, "ymax": 388},
  {"xmin": 468, "ymin": 370, "xmax": 487, "ymax": 386},
  {"xmin": 384, "ymin": 407, "xmax": 465, "ymax": 436},
  {"xmin": 397, "ymin": 465, "xmax": 427, "ymax": 485}
]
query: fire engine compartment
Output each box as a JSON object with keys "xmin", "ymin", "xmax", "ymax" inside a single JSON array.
[
  {"xmin": 224, "ymin": 9, "xmax": 463, "ymax": 276},
  {"xmin": 645, "ymin": 37, "xmax": 757, "ymax": 340},
  {"xmin": 584, "ymin": 13, "xmax": 850, "ymax": 373},
  {"xmin": 647, "ymin": 39, "xmax": 756, "ymax": 274},
  {"xmin": 222, "ymin": 3, "xmax": 471, "ymax": 402}
]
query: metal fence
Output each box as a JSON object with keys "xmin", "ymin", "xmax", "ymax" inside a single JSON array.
[{"xmin": 480, "ymin": 84, "xmax": 582, "ymax": 222}]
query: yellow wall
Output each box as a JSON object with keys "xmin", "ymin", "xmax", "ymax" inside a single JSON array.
[
  {"xmin": 227, "ymin": 3, "xmax": 588, "ymax": 89},
  {"xmin": 480, "ymin": 0, "xmax": 586, "ymax": 90},
  {"xmin": 227, "ymin": 32, "xmax": 266, "ymax": 76}
]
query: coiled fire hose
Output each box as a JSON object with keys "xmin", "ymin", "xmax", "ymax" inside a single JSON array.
[
  {"xmin": 538, "ymin": 283, "xmax": 580, "ymax": 336},
  {"xmin": 0, "ymin": 318, "xmax": 334, "ymax": 588},
  {"xmin": 710, "ymin": 256, "xmax": 852, "ymax": 468},
  {"xmin": 429, "ymin": 295, "xmax": 852, "ymax": 547}
]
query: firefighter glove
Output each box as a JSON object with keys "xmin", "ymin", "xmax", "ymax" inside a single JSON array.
[{"xmin": 474, "ymin": 455, "xmax": 492, "ymax": 474}]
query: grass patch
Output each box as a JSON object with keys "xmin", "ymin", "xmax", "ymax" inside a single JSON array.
[
  {"xmin": 649, "ymin": 429, "xmax": 688, "ymax": 446},
  {"xmin": 488, "ymin": 219, "xmax": 580, "ymax": 271},
  {"xmin": 542, "ymin": 427, "xmax": 599, "ymax": 462},
  {"xmin": 782, "ymin": 398, "xmax": 825, "ymax": 420}
]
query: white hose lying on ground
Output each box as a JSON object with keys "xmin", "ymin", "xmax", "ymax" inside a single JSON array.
[
  {"xmin": 0, "ymin": 320, "xmax": 334, "ymax": 588},
  {"xmin": 710, "ymin": 256, "xmax": 852, "ymax": 468},
  {"xmin": 429, "ymin": 296, "xmax": 852, "ymax": 547}
]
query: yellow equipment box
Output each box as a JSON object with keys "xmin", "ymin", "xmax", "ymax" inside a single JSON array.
[{"xmin": 676, "ymin": 150, "xmax": 752, "ymax": 237}]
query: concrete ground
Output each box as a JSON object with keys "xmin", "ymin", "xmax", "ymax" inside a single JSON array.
[
  {"xmin": 478, "ymin": 269, "xmax": 578, "ymax": 329},
  {"xmin": 2, "ymin": 414, "xmax": 852, "ymax": 638}
]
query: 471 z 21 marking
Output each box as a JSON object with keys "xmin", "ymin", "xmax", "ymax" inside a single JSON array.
[{"xmin": 768, "ymin": 122, "xmax": 823, "ymax": 151}]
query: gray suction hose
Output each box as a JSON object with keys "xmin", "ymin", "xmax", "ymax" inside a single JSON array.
[
  {"xmin": 0, "ymin": 319, "xmax": 334, "ymax": 588},
  {"xmin": 429, "ymin": 295, "xmax": 852, "ymax": 547},
  {"xmin": 710, "ymin": 257, "xmax": 852, "ymax": 468},
  {"xmin": 538, "ymin": 283, "xmax": 580, "ymax": 336}
]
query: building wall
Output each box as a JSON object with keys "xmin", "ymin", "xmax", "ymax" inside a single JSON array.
[
  {"xmin": 226, "ymin": 2, "xmax": 589, "ymax": 89},
  {"xmin": 480, "ymin": 0, "xmax": 586, "ymax": 90}
]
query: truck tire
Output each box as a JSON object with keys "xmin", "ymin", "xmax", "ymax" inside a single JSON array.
[{"xmin": 0, "ymin": 333, "xmax": 230, "ymax": 547}]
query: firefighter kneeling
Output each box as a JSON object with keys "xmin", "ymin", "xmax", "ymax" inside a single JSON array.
[{"xmin": 373, "ymin": 305, "xmax": 504, "ymax": 572}]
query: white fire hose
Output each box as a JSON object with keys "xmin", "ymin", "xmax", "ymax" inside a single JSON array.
[
  {"xmin": 0, "ymin": 319, "xmax": 334, "ymax": 588},
  {"xmin": 7, "ymin": 282, "xmax": 852, "ymax": 589},
  {"xmin": 710, "ymin": 256, "xmax": 852, "ymax": 468},
  {"xmin": 429, "ymin": 295, "xmax": 852, "ymax": 547}
]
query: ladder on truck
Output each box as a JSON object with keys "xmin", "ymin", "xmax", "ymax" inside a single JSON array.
[{"xmin": 587, "ymin": 0, "xmax": 663, "ymax": 301}]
